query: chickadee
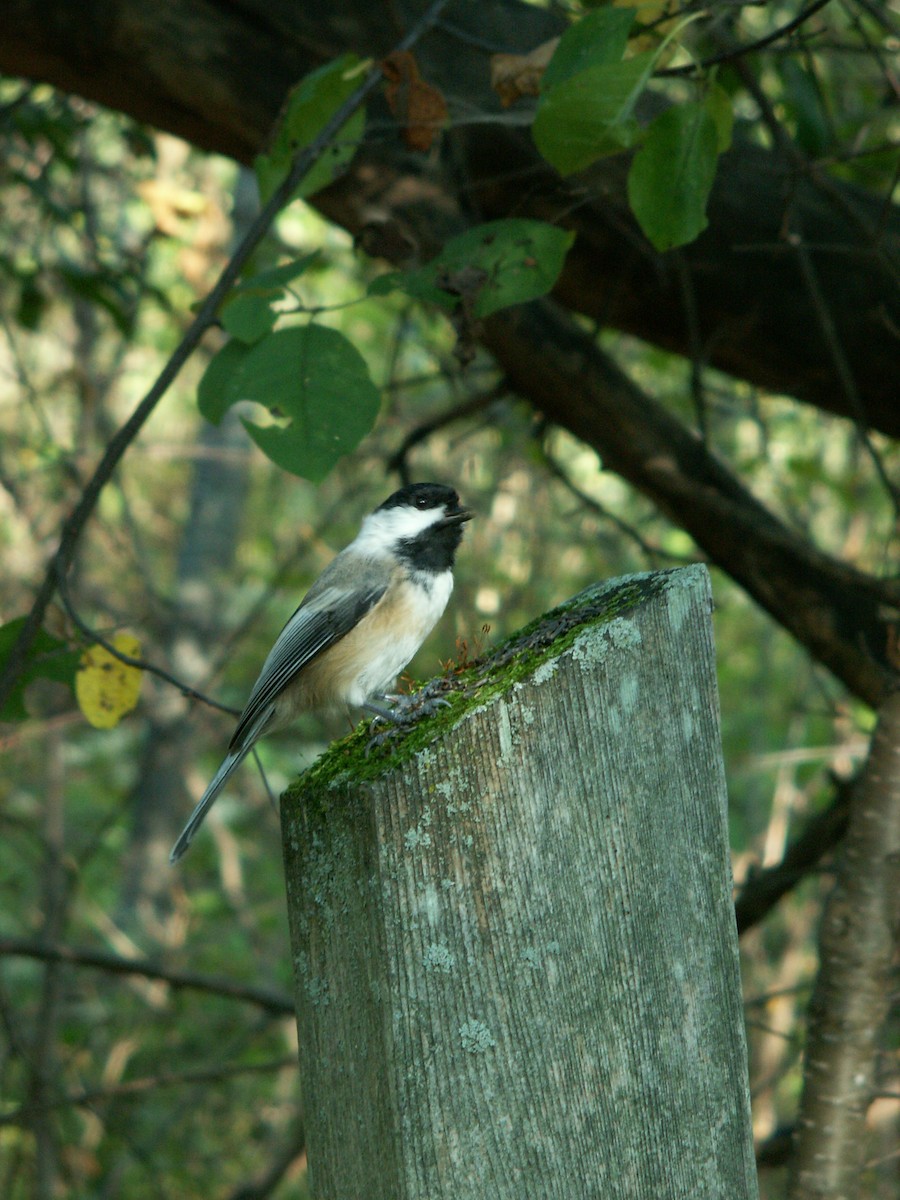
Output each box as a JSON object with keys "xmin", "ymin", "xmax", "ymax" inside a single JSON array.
[{"xmin": 170, "ymin": 483, "xmax": 472, "ymax": 862}]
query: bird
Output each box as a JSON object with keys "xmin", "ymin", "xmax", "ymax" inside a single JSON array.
[{"xmin": 169, "ymin": 482, "xmax": 473, "ymax": 862}]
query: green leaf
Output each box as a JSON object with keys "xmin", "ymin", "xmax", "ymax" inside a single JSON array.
[
  {"xmin": 220, "ymin": 289, "xmax": 280, "ymax": 344},
  {"xmin": 367, "ymin": 271, "xmax": 404, "ymax": 298},
  {"xmin": 236, "ymin": 253, "xmax": 319, "ymax": 292},
  {"xmin": 705, "ymin": 83, "xmax": 734, "ymax": 153},
  {"xmin": 197, "ymin": 339, "xmax": 254, "ymax": 424},
  {"xmin": 240, "ymin": 326, "xmax": 381, "ymax": 481},
  {"xmin": 219, "ymin": 254, "xmax": 321, "ymax": 343},
  {"xmin": 541, "ymin": 7, "xmax": 636, "ymax": 90},
  {"xmin": 0, "ymin": 618, "xmax": 79, "ymax": 721},
  {"xmin": 533, "ymin": 5, "xmax": 706, "ymax": 177},
  {"xmin": 254, "ymin": 55, "xmax": 366, "ymax": 204},
  {"xmin": 210, "ymin": 325, "xmax": 380, "ymax": 481},
  {"xmin": 780, "ymin": 58, "xmax": 829, "ymax": 156},
  {"xmin": 533, "ymin": 50, "xmax": 657, "ymax": 174},
  {"xmin": 627, "ymin": 99, "xmax": 720, "ymax": 251},
  {"xmin": 379, "ymin": 219, "xmax": 575, "ymax": 318}
]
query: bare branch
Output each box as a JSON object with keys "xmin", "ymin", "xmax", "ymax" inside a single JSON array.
[
  {"xmin": 0, "ymin": 937, "xmax": 294, "ymax": 1016},
  {"xmin": 735, "ymin": 785, "xmax": 852, "ymax": 934},
  {"xmin": 387, "ymin": 384, "xmax": 507, "ymax": 480},
  {"xmin": 54, "ymin": 558, "xmax": 240, "ymax": 717},
  {"xmin": 226, "ymin": 1122, "xmax": 307, "ymax": 1200},
  {"xmin": 658, "ymin": 0, "xmax": 837, "ymax": 78},
  {"xmin": 539, "ymin": 438, "xmax": 695, "ymax": 564},
  {"xmin": 2, "ymin": 1057, "xmax": 296, "ymax": 1127}
]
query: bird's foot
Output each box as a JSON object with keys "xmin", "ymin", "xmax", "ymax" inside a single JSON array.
[{"xmin": 363, "ymin": 683, "xmax": 454, "ymax": 754}]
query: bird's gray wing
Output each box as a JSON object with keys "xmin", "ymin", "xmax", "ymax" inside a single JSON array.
[{"xmin": 228, "ymin": 579, "xmax": 386, "ymax": 752}]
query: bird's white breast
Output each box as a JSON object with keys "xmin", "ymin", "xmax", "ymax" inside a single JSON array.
[{"xmin": 347, "ymin": 569, "xmax": 454, "ymax": 704}]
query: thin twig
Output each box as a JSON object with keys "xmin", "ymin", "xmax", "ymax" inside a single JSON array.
[
  {"xmin": 0, "ymin": 937, "xmax": 295, "ymax": 1016},
  {"xmin": 725, "ymin": 27, "xmax": 900, "ymax": 285},
  {"xmin": 657, "ymin": 0, "xmax": 835, "ymax": 77},
  {"xmin": 54, "ymin": 557, "xmax": 239, "ymax": 716},
  {"xmin": 226, "ymin": 1122, "xmax": 307, "ymax": 1200},
  {"xmin": 540, "ymin": 439, "xmax": 695, "ymax": 564},
  {"xmin": 2, "ymin": 1057, "xmax": 296, "ymax": 1126},
  {"xmin": 672, "ymin": 250, "xmax": 709, "ymax": 440},
  {"xmin": 387, "ymin": 384, "xmax": 507, "ymax": 479}
]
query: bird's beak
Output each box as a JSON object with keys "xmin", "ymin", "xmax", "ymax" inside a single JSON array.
[{"xmin": 442, "ymin": 506, "xmax": 474, "ymax": 526}]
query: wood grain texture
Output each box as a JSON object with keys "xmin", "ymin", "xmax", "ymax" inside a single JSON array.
[{"xmin": 282, "ymin": 564, "xmax": 759, "ymax": 1199}]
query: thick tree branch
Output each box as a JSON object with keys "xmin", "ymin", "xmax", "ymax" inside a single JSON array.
[
  {"xmin": 789, "ymin": 690, "xmax": 900, "ymax": 1198},
  {"xmin": 5, "ymin": 0, "xmax": 898, "ymax": 433},
  {"xmin": 481, "ymin": 299, "xmax": 898, "ymax": 707}
]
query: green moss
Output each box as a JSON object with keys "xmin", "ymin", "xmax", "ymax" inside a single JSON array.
[{"xmin": 285, "ymin": 567, "xmax": 693, "ymax": 799}]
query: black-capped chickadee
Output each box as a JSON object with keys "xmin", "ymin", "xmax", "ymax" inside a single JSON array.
[{"xmin": 170, "ymin": 483, "xmax": 472, "ymax": 862}]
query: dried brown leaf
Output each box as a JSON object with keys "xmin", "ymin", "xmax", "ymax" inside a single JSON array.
[
  {"xmin": 490, "ymin": 37, "xmax": 559, "ymax": 108},
  {"xmin": 382, "ymin": 50, "xmax": 448, "ymax": 152}
]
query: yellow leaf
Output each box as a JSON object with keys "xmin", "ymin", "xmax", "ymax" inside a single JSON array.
[{"xmin": 76, "ymin": 635, "xmax": 143, "ymax": 729}]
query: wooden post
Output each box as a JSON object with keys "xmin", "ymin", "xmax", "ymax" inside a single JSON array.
[{"xmin": 281, "ymin": 564, "xmax": 759, "ymax": 1199}]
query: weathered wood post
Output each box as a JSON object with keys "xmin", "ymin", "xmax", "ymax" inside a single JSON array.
[{"xmin": 281, "ymin": 564, "xmax": 759, "ymax": 1199}]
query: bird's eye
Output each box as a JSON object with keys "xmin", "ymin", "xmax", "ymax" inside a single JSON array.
[{"xmin": 415, "ymin": 496, "xmax": 429, "ymax": 510}]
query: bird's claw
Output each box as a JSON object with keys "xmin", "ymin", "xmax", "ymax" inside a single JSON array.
[
  {"xmin": 364, "ymin": 726, "xmax": 399, "ymax": 755},
  {"xmin": 363, "ymin": 686, "xmax": 453, "ymax": 755}
]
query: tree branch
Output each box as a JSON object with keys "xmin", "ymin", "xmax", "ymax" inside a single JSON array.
[
  {"xmin": 0, "ymin": 937, "xmax": 294, "ymax": 1016},
  {"xmin": 4, "ymin": 0, "xmax": 898, "ymax": 432},
  {"xmin": 387, "ymin": 384, "xmax": 506, "ymax": 480},
  {"xmin": 1, "ymin": 1056, "xmax": 296, "ymax": 1126},
  {"xmin": 54, "ymin": 558, "xmax": 240, "ymax": 716},
  {"xmin": 735, "ymin": 785, "xmax": 852, "ymax": 935},
  {"xmin": 658, "ymin": 0, "xmax": 836, "ymax": 78},
  {"xmin": 481, "ymin": 298, "xmax": 899, "ymax": 707},
  {"xmin": 226, "ymin": 1122, "xmax": 307, "ymax": 1200}
]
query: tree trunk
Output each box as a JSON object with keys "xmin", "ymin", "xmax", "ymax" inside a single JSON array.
[{"xmin": 789, "ymin": 690, "xmax": 900, "ymax": 1200}]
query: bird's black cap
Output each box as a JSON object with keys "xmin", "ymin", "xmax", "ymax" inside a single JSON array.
[{"xmin": 377, "ymin": 482, "xmax": 465, "ymax": 515}]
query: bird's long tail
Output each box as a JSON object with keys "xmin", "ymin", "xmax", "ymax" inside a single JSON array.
[{"xmin": 169, "ymin": 745, "xmax": 253, "ymax": 863}]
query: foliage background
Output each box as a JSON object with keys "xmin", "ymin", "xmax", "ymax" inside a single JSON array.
[{"xmin": 0, "ymin": 1, "xmax": 898, "ymax": 1196}]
